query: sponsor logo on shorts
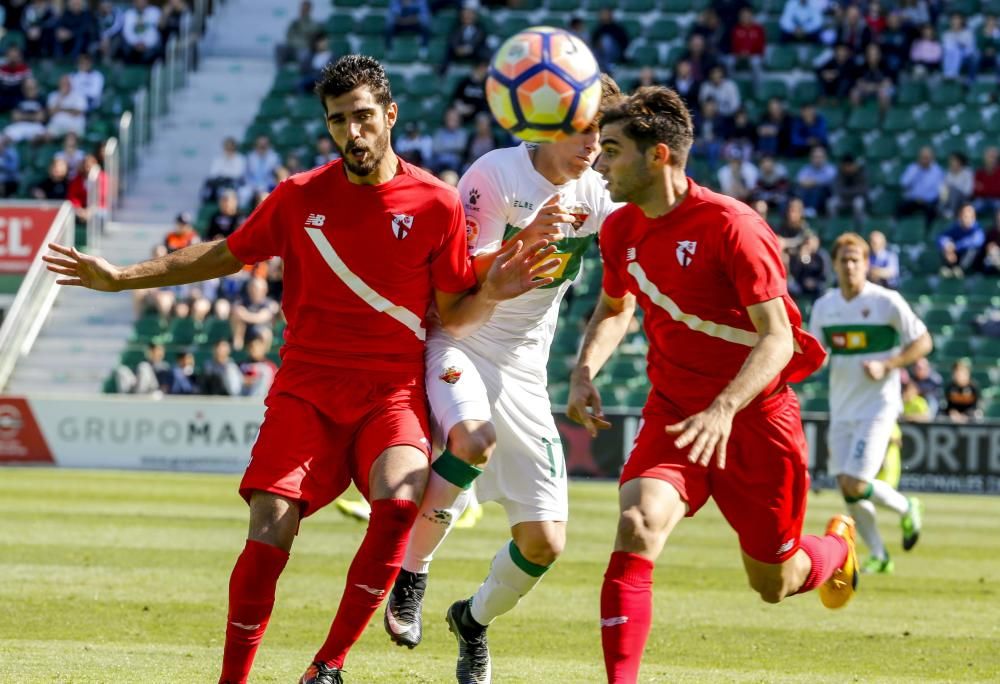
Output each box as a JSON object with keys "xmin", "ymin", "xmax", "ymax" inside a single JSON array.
[
  {"xmin": 776, "ymin": 538, "xmax": 796, "ymax": 556},
  {"xmin": 439, "ymin": 366, "xmax": 462, "ymax": 384},
  {"xmin": 600, "ymin": 616, "xmax": 629, "ymax": 628}
]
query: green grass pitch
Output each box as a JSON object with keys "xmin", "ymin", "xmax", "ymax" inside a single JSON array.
[{"xmin": 1, "ymin": 468, "xmax": 998, "ymax": 683}]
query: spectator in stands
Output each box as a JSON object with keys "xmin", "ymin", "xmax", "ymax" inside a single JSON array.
[
  {"xmin": 54, "ymin": 0, "xmax": 98, "ymax": 59},
  {"xmin": 900, "ymin": 146, "xmax": 945, "ymax": 226},
  {"xmin": 666, "ymin": 60, "xmax": 700, "ymax": 111},
  {"xmin": 278, "ymin": 0, "xmax": 320, "ymax": 65},
  {"xmin": 121, "ymin": 0, "xmax": 162, "ymax": 65},
  {"xmin": 450, "ymin": 60, "xmax": 489, "ymax": 124},
  {"xmin": 851, "ymin": 43, "xmax": 895, "ymax": 111},
  {"xmin": 159, "ymin": 0, "xmax": 191, "ymax": 45},
  {"xmin": 779, "ymin": 0, "xmax": 825, "ymax": 43},
  {"xmin": 827, "ymin": 154, "xmax": 869, "ymax": 221},
  {"xmin": 438, "ymin": 169, "xmax": 459, "ymax": 187},
  {"xmin": 979, "ymin": 14, "xmax": 1000, "ymax": 75},
  {"xmin": 22, "ymin": 0, "xmax": 57, "ymax": 59},
  {"xmin": 690, "ymin": 8, "xmax": 726, "ymax": 56},
  {"xmin": 864, "ymin": 1, "xmax": 887, "ymax": 37},
  {"xmin": 787, "ymin": 230, "xmax": 831, "ymax": 300},
  {"xmin": 207, "ymin": 189, "xmax": 246, "ymax": 241},
  {"xmin": 837, "ymin": 4, "xmax": 872, "ymax": 52},
  {"xmin": 681, "ymin": 34, "xmax": 716, "ymax": 82},
  {"xmin": 116, "ymin": 341, "xmax": 171, "ymax": 395},
  {"xmin": 591, "ymin": 7, "xmax": 630, "ymax": 73},
  {"xmin": 201, "ymin": 339, "xmax": 242, "ymax": 396},
  {"xmin": 752, "ymin": 155, "xmax": 790, "ymax": 209},
  {"xmin": 691, "ymin": 97, "xmax": 726, "ymax": 168},
  {"xmin": 867, "ymin": 229, "xmax": 900, "ymax": 288},
  {"xmin": 795, "ymin": 145, "xmax": 836, "ymax": 217},
  {"xmin": 717, "ymin": 144, "xmax": 757, "ymax": 202},
  {"xmin": 725, "ymin": 107, "xmax": 756, "ymax": 160},
  {"xmin": 910, "ymin": 357, "xmax": 943, "ymax": 415},
  {"xmin": 55, "ymin": 132, "xmax": 85, "ymax": 178},
  {"xmin": 898, "ymin": 0, "xmax": 931, "ymax": 28},
  {"xmin": 973, "ymin": 146, "xmax": 1000, "ymax": 214},
  {"xmin": 313, "ymin": 134, "xmax": 338, "ymax": 167},
  {"xmin": 909, "ymin": 23, "xmax": 943, "ymax": 74},
  {"xmin": 2, "ymin": 78, "xmax": 46, "ymax": 143},
  {"xmin": 940, "ymin": 151, "xmax": 974, "ymax": 220},
  {"xmin": 775, "ymin": 196, "xmax": 811, "ymax": 252},
  {"xmin": 816, "ymin": 43, "xmax": 857, "ymax": 101},
  {"xmin": 297, "ymin": 32, "xmax": 332, "ymax": 94},
  {"xmin": 943, "ymin": 359, "xmax": 981, "ymax": 422},
  {"xmin": 440, "ymin": 1, "xmax": 489, "ymax": 75},
  {"xmin": 0, "ymin": 136, "xmax": 19, "ymax": 197},
  {"xmin": 231, "ymin": 276, "xmax": 279, "ymax": 351},
  {"xmin": 431, "ymin": 108, "xmax": 468, "ymax": 173},
  {"xmin": 464, "ymin": 111, "xmax": 498, "ymax": 169},
  {"xmin": 698, "ymin": 65, "xmax": 741, "ymax": 117},
  {"xmin": 385, "ymin": 0, "xmax": 431, "ymax": 51},
  {"xmin": 396, "ymin": 121, "xmax": 433, "ymax": 168},
  {"xmin": 244, "ymin": 135, "xmax": 280, "ymax": 200},
  {"xmin": 204, "ymin": 136, "xmax": 246, "ymax": 203},
  {"xmin": 901, "ymin": 380, "xmax": 932, "ymax": 421},
  {"xmin": 70, "ymin": 54, "xmax": 104, "ymax": 113},
  {"xmin": 878, "ymin": 11, "xmax": 911, "ymax": 75},
  {"xmin": 45, "ymin": 75, "xmax": 87, "ymax": 140},
  {"xmin": 67, "ymin": 153, "xmax": 108, "ymax": 224},
  {"xmin": 937, "ymin": 202, "xmax": 985, "ymax": 278},
  {"xmin": 240, "ymin": 336, "xmax": 277, "ymax": 397},
  {"xmin": 729, "ymin": 7, "xmax": 765, "ymax": 78},
  {"xmin": 168, "ymin": 349, "xmax": 199, "ymax": 395},
  {"xmin": 942, "ymin": 12, "xmax": 977, "ymax": 82},
  {"xmin": 96, "ymin": 0, "xmax": 125, "ymax": 63},
  {"xmin": 756, "ymin": 97, "xmax": 792, "ymax": 158},
  {"xmin": 981, "ymin": 208, "xmax": 1000, "ymax": 276},
  {"xmin": 790, "ymin": 103, "xmax": 828, "ymax": 157},
  {"xmin": 630, "ymin": 66, "xmax": 660, "ymax": 92},
  {"xmin": 165, "ymin": 211, "xmax": 200, "ymax": 253},
  {"xmin": 715, "ymin": 0, "xmax": 752, "ymax": 41},
  {"xmin": 31, "ymin": 157, "xmax": 70, "ymax": 200},
  {"xmin": 0, "ymin": 45, "xmax": 32, "ymax": 113}
]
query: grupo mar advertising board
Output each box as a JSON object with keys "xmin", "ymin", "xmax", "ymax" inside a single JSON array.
[{"xmin": 1, "ymin": 396, "xmax": 999, "ymax": 493}]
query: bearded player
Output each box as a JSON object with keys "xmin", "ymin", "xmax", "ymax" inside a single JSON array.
[
  {"xmin": 566, "ymin": 86, "xmax": 860, "ymax": 683},
  {"xmin": 381, "ymin": 76, "xmax": 621, "ymax": 683},
  {"xmin": 43, "ymin": 55, "xmax": 557, "ymax": 684},
  {"xmin": 810, "ymin": 233, "xmax": 930, "ymax": 574}
]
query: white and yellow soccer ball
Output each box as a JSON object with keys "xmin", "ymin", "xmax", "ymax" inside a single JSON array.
[{"xmin": 486, "ymin": 26, "xmax": 603, "ymax": 143}]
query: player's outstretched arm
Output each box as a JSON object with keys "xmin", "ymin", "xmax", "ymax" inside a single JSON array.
[
  {"xmin": 568, "ymin": 289, "xmax": 635, "ymax": 437},
  {"xmin": 437, "ymin": 238, "xmax": 559, "ymax": 339},
  {"xmin": 666, "ymin": 297, "xmax": 794, "ymax": 469},
  {"xmin": 43, "ymin": 240, "xmax": 245, "ymax": 292}
]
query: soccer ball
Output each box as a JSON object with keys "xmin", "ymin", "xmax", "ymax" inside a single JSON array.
[{"xmin": 486, "ymin": 26, "xmax": 602, "ymax": 143}]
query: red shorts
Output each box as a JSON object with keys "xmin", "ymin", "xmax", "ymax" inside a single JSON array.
[
  {"xmin": 621, "ymin": 387, "xmax": 809, "ymax": 564},
  {"xmin": 240, "ymin": 360, "xmax": 431, "ymax": 516}
]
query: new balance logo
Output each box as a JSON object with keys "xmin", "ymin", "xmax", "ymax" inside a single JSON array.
[
  {"xmin": 776, "ymin": 538, "xmax": 796, "ymax": 556},
  {"xmin": 305, "ymin": 213, "xmax": 326, "ymax": 227},
  {"xmin": 600, "ymin": 616, "xmax": 629, "ymax": 628},
  {"xmin": 354, "ymin": 583, "xmax": 386, "ymax": 596},
  {"xmin": 229, "ymin": 621, "xmax": 261, "ymax": 631},
  {"xmin": 626, "ymin": 247, "xmax": 636, "ymax": 261}
]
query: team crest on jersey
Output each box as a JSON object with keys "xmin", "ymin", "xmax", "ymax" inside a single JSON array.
[
  {"xmin": 465, "ymin": 216, "xmax": 480, "ymax": 250},
  {"xmin": 439, "ymin": 366, "xmax": 462, "ymax": 384},
  {"xmin": 392, "ymin": 213, "xmax": 414, "ymax": 239},
  {"xmin": 676, "ymin": 240, "xmax": 697, "ymax": 267},
  {"xmin": 567, "ymin": 203, "xmax": 591, "ymax": 232},
  {"xmin": 468, "ymin": 188, "xmax": 480, "ymax": 206},
  {"xmin": 862, "ymin": 308, "xmax": 871, "ymax": 318}
]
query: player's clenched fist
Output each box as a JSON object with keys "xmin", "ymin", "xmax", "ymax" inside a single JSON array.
[{"xmin": 566, "ymin": 366, "xmax": 612, "ymax": 438}]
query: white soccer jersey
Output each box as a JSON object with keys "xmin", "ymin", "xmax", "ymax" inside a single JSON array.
[
  {"xmin": 433, "ymin": 143, "xmax": 621, "ymax": 370},
  {"xmin": 809, "ymin": 281, "xmax": 927, "ymax": 422}
]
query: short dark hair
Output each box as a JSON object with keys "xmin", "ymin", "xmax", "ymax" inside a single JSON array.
[
  {"xmin": 599, "ymin": 86, "xmax": 694, "ymax": 166},
  {"xmin": 314, "ymin": 54, "xmax": 392, "ymax": 111}
]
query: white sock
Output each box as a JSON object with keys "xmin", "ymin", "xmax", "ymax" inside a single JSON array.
[
  {"xmin": 470, "ymin": 541, "xmax": 549, "ymax": 626},
  {"xmin": 848, "ymin": 499, "xmax": 886, "ymax": 560},
  {"xmin": 868, "ymin": 479, "xmax": 909, "ymax": 516},
  {"xmin": 401, "ymin": 471, "xmax": 470, "ymax": 574}
]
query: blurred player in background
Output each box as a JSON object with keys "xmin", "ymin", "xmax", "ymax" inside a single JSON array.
[
  {"xmin": 380, "ymin": 76, "xmax": 622, "ymax": 684},
  {"xmin": 567, "ymin": 86, "xmax": 858, "ymax": 684},
  {"xmin": 810, "ymin": 234, "xmax": 931, "ymax": 575},
  {"xmin": 44, "ymin": 55, "xmax": 557, "ymax": 684}
]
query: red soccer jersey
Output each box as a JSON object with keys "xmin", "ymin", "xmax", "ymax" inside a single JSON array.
[
  {"xmin": 601, "ymin": 178, "xmax": 825, "ymax": 415},
  {"xmin": 227, "ymin": 158, "xmax": 476, "ymax": 374}
]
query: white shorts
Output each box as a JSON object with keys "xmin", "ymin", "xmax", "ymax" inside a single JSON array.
[
  {"xmin": 827, "ymin": 416, "xmax": 897, "ymax": 481},
  {"xmin": 425, "ymin": 340, "xmax": 568, "ymax": 525}
]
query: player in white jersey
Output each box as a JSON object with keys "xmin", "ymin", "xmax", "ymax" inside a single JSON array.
[
  {"xmin": 382, "ymin": 76, "xmax": 622, "ymax": 683},
  {"xmin": 809, "ymin": 233, "xmax": 932, "ymax": 574}
]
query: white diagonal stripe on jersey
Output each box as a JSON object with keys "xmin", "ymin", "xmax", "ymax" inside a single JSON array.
[{"xmin": 305, "ymin": 228, "xmax": 426, "ymax": 341}]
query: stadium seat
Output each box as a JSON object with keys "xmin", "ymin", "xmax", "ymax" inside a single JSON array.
[
  {"xmin": 928, "ymin": 81, "xmax": 964, "ymax": 107},
  {"xmin": 132, "ymin": 316, "xmax": 166, "ymax": 341},
  {"xmin": 891, "ymin": 217, "xmax": 926, "ymax": 245},
  {"xmin": 973, "ymin": 337, "xmax": 1000, "ymax": 362},
  {"xmin": 623, "ymin": 0, "xmax": 655, "ymax": 10},
  {"xmin": 894, "ymin": 80, "xmax": 925, "ymax": 107},
  {"xmin": 846, "ymin": 107, "xmax": 880, "ymax": 132},
  {"xmin": 802, "ymin": 397, "xmax": 829, "ymax": 413},
  {"xmin": 764, "ymin": 45, "xmax": 797, "ymax": 71},
  {"xmin": 985, "ymin": 402, "xmax": 1000, "ymax": 419},
  {"xmin": 646, "ymin": 18, "xmax": 681, "ymax": 42},
  {"xmin": 548, "ymin": 384, "xmax": 570, "ymax": 406},
  {"xmin": 790, "ymin": 81, "xmax": 820, "ymax": 108},
  {"xmin": 757, "ymin": 79, "xmax": 788, "ymax": 101},
  {"xmin": 881, "ymin": 108, "xmax": 913, "ymax": 134},
  {"xmin": 923, "ymin": 307, "xmax": 955, "ymax": 329},
  {"xmin": 865, "ymin": 135, "xmax": 899, "ymax": 162},
  {"xmin": 915, "ymin": 107, "xmax": 950, "ymax": 134},
  {"xmin": 168, "ymin": 317, "xmax": 198, "ymax": 346}
]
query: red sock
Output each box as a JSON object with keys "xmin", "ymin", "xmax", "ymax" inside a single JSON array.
[
  {"xmin": 218, "ymin": 539, "xmax": 289, "ymax": 684},
  {"xmin": 795, "ymin": 533, "xmax": 849, "ymax": 594},
  {"xmin": 600, "ymin": 551, "xmax": 654, "ymax": 684},
  {"xmin": 314, "ymin": 498, "xmax": 418, "ymax": 669}
]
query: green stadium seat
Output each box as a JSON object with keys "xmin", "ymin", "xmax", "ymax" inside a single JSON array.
[
  {"xmin": 954, "ymin": 107, "xmax": 984, "ymax": 132},
  {"xmin": 356, "ymin": 12, "xmax": 386, "ymax": 36},
  {"xmin": 548, "ymin": 384, "xmax": 570, "ymax": 406},
  {"xmin": 899, "ymin": 275, "xmax": 934, "ymax": 298},
  {"xmin": 973, "ymin": 337, "xmax": 1000, "ymax": 361},
  {"xmin": 357, "ymin": 36, "xmax": 385, "ymax": 59},
  {"xmin": 923, "ymin": 307, "xmax": 955, "ymax": 329},
  {"xmin": 846, "ymin": 106, "xmax": 880, "ymax": 132},
  {"xmin": 881, "ymin": 108, "xmax": 913, "ymax": 134},
  {"xmin": 985, "ymin": 402, "xmax": 1000, "ymax": 419},
  {"xmin": 628, "ymin": 387, "xmax": 650, "ymax": 407},
  {"xmin": 120, "ymin": 348, "xmax": 145, "ymax": 368},
  {"xmin": 865, "ymin": 135, "xmax": 899, "ymax": 162},
  {"xmin": 133, "ymin": 316, "xmax": 166, "ymax": 341},
  {"xmin": 802, "ymin": 397, "xmax": 829, "ymax": 413},
  {"xmin": 757, "ymin": 79, "xmax": 788, "ymax": 101},
  {"xmin": 790, "ymin": 81, "xmax": 820, "ymax": 108},
  {"xmin": 830, "ymin": 132, "xmax": 862, "ymax": 158},
  {"xmin": 336, "ymin": 0, "xmax": 364, "ymax": 6},
  {"xmin": 623, "ymin": 0, "xmax": 655, "ymax": 10},
  {"xmin": 203, "ymin": 318, "xmax": 233, "ymax": 344},
  {"xmin": 928, "ymin": 81, "xmax": 964, "ymax": 107},
  {"xmin": 764, "ymin": 45, "xmax": 797, "ymax": 71},
  {"xmin": 966, "ymin": 81, "xmax": 995, "ymax": 106},
  {"xmin": 818, "ymin": 105, "xmax": 846, "ymax": 129},
  {"xmin": 949, "ymin": 0, "xmax": 979, "ymax": 15},
  {"xmin": 387, "ymin": 36, "xmax": 422, "ymax": 63},
  {"xmin": 493, "ymin": 15, "xmax": 531, "ymax": 39},
  {"xmin": 168, "ymin": 317, "xmax": 198, "ymax": 346},
  {"xmin": 891, "ymin": 217, "xmax": 926, "ymax": 245},
  {"xmin": 548, "ymin": 0, "xmax": 579, "ymax": 10},
  {"xmin": 326, "ymin": 13, "xmax": 355, "ymax": 35},
  {"xmin": 629, "ymin": 43, "xmax": 661, "ymax": 67},
  {"xmin": 935, "ymin": 277, "xmax": 967, "ymax": 297},
  {"xmin": 894, "ymin": 80, "xmax": 925, "ymax": 107},
  {"xmin": 646, "ymin": 17, "xmax": 681, "ymax": 42},
  {"xmin": 915, "ymin": 107, "xmax": 950, "ymax": 134},
  {"xmin": 965, "ymin": 277, "xmax": 1000, "ymax": 298},
  {"xmin": 430, "ymin": 11, "xmax": 455, "ymax": 35}
]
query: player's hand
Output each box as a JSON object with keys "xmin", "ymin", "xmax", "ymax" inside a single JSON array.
[
  {"xmin": 863, "ymin": 359, "xmax": 888, "ymax": 381},
  {"xmin": 517, "ymin": 195, "xmax": 574, "ymax": 244},
  {"xmin": 566, "ymin": 367, "xmax": 612, "ymax": 437},
  {"xmin": 665, "ymin": 401, "xmax": 735, "ymax": 470},
  {"xmin": 482, "ymin": 238, "xmax": 560, "ymax": 301},
  {"xmin": 43, "ymin": 243, "xmax": 122, "ymax": 291}
]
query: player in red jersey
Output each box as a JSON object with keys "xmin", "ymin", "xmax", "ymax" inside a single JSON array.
[
  {"xmin": 566, "ymin": 87, "xmax": 860, "ymax": 683},
  {"xmin": 43, "ymin": 55, "xmax": 557, "ymax": 684}
]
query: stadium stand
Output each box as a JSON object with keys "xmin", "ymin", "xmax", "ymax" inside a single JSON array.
[{"xmin": 106, "ymin": 0, "xmax": 1000, "ymax": 421}]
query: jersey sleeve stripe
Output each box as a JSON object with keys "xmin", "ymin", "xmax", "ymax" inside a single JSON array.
[{"xmin": 305, "ymin": 228, "xmax": 427, "ymax": 341}]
